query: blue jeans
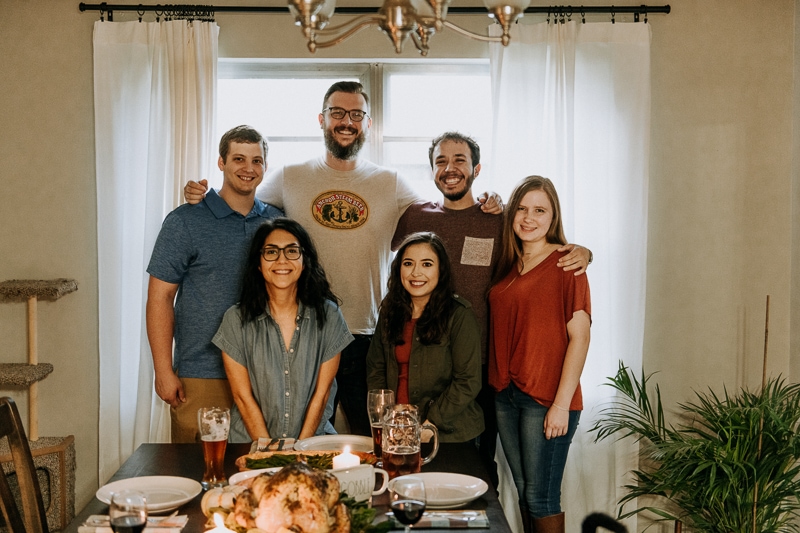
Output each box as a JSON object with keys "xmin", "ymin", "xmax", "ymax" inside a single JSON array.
[{"xmin": 495, "ymin": 382, "xmax": 580, "ymax": 517}]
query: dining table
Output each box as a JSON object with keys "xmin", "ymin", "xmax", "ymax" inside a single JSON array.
[{"xmin": 63, "ymin": 441, "xmax": 512, "ymax": 532}]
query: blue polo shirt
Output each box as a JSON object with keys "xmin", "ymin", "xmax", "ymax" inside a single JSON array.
[{"xmin": 147, "ymin": 189, "xmax": 283, "ymax": 379}]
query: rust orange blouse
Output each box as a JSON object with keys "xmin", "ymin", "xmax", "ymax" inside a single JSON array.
[{"xmin": 488, "ymin": 250, "xmax": 591, "ymax": 410}]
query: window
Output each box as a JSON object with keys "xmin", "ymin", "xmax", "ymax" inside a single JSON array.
[{"xmin": 215, "ymin": 60, "xmax": 492, "ymax": 198}]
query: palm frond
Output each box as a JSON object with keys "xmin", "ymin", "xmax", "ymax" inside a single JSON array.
[{"xmin": 590, "ymin": 363, "xmax": 800, "ymax": 533}]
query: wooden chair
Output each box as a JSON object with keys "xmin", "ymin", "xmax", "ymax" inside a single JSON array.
[{"xmin": 0, "ymin": 396, "xmax": 49, "ymax": 533}]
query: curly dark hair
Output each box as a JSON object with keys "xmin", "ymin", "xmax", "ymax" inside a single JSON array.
[
  {"xmin": 239, "ymin": 218, "xmax": 339, "ymax": 327},
  {"xmin": 428, "ymin": 131, "xmax": 480, "ymax": 169},
  {"xmin": 378, "ymin": 232, "xmax": 456, "ymax": 346}
]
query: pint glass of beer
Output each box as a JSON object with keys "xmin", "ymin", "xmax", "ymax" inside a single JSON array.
[
  {"xmin": 367, "ymin": 389, "xmax": 395, "ymax": 461},
  {"xmin": 198, "ymin": 407, "xmax": 230, "ymax": 489}
]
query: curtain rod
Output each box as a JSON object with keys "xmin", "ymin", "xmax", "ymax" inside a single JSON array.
[{"xmin": 79, "ymin": 2, "xmax": 671, "ymax": 17}]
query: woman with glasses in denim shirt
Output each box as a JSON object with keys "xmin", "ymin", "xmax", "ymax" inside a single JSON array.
[{"xmin": 213, "ymin": 218, "xmax": 353, "ymax": 443}]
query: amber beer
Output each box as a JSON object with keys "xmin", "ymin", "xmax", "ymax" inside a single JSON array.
[
  {"xmin": 382, "ymin": 448, "xmax": 421, "ymax": 479},
  {"xmin": 198, "ymin": 406, "xmax": 230, "ymax": 489},
  {"xmin": 371, "ymin": 423, "xmax": 383, "ymax": 459},
  {"xmin": 201, "ymin": 435, "xmax": 227, "ymax": 487}
]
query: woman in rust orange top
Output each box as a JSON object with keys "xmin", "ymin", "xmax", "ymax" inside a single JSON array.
[{"xmin": 488, "ymin": 176, "xmax": 591, "ymax": 533}]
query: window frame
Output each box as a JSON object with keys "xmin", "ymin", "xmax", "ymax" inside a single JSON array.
[{"xmin": 217, "ymin": 58, "xmax": 490, "ymax": 167}]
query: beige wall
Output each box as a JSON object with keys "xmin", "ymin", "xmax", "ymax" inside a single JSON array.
[
  {"xmin": 0, "ymin": 0, "xmax": 100, "ymax": 511},
  {"xmin": 0, "ymin": 0, "xmax": 796, "ymax": 515},
  {"xmin": 646, "ymin": 1, "xmax": 796, "ymax": 406}
]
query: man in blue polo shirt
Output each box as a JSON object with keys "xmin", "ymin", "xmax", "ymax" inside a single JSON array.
[{"xmin": 146, "ymin": 125, "xmax": 283, "ymax": 443}]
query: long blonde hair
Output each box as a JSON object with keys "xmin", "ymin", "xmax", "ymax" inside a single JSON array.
[{"xmin": 490, "ymin": 176, "xmax": 567, "ymax": 288}]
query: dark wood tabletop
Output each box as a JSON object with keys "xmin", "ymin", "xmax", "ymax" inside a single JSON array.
[{"xmin": 63, "ymin": 441, "xmax": 511, "ymax": 532}]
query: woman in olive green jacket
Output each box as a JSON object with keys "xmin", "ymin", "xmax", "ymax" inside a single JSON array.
[{"xmin": 366, "ymin": 232, "xmax": 484, "ymax": 443}]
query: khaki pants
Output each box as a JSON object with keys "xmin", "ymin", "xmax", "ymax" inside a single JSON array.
[{"xmin": 170, "ymin": 377, "xmax": 233, "ymax": 443}]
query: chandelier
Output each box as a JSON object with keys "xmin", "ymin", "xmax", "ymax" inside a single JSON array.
[{"xmin": 288, "ymin": 0, "xmax": 531, "ymax": 54}]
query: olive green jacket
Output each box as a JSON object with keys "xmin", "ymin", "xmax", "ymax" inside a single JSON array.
[{"xmin": 366, "ymin": 295, "xmax": 484, "ymax": 443}]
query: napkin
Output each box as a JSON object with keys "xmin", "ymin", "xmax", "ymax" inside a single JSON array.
[
  {"xmin": 387, "ymin": 510, "xmax": 489, "ymax": 529},
  {"xmin": 250, "ymin": 437, "xmax": 296, "ymax": 453},
  {"xmin": 78, "ymin": 514, "xmax": 188, "ymax": 533}
]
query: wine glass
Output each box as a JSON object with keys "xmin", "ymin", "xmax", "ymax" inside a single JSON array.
[
  {"xmin": 109, "ymin": 490, "xmax": 148, "ymax": 533},
  {"xmin": 390, "ymin": 476, "xmax": 426, "ymax": 533}
]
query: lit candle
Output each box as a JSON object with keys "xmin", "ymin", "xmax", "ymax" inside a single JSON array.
[
  {"xmin": 208, "ymin": 513, "xmax": 235, "ymax": 532},
  {"xmin": 333, "ymin": 445, "xmax": 360, "ymax": 469}
]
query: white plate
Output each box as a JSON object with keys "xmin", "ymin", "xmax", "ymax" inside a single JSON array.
[
  {"xmin": 389, "ymin": 473, "xmax": 488, "ymax": 509},
  {"xmin": 294, "ymin": 434, "xmax": 374, "ymax": 453},
  {"xmin": 228, "ymin": 467, "xmax": 282, "ymax": 486},
  {"xmin": 96, "ymin": 476, "xmax": 202, "ymax": 513}
]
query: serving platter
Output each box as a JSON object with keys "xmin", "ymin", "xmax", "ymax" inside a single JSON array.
[
  {"xmin": 228, "ymin": 466, "xmax": 282, "ymax": 486},
  {"xmin": 294, "ymin": 434, "xmax": 374, "ymax": 452}
]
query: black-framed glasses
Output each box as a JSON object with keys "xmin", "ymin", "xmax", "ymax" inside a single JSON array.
[
  {"xmin": 261, "ymin": 245, "xmax": 303, "ymax": 261},
  {"xmin": 323, "ymin": 107, "xmax": 369, "ymax": 122}
]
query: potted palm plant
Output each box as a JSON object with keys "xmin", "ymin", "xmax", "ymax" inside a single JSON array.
[{"xmin": 591, "ymin": 362, "xmax": 800, "ymax": 533}]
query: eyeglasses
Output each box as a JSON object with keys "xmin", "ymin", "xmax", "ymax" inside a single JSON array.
[
  {"xmin": 323, "ymin": 107, "xmax": 369, "ymax": 122},
  {"xmin": 261, "ymin": 245, "xmax": 303, "ymax": 261}
]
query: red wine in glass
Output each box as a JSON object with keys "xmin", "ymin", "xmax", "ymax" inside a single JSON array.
[
  {"xmin": 109, "ymin": 490, "xmax": 147, "ymax": 533},
  {"xmin": 390, "ymin": 477, "xmax": 426, "ymax": 533},
  {"xmin": 391, "ymin": 499, "xmax": 426, "ymax": 525},
  {"xmin": 110, "ymin": 515, "xmax": 146, "ymax": 533}
]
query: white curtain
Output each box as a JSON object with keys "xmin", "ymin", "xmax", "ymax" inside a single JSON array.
[
  {"xmin": 93, "ymin": 19, "xmax": 218, "ymax": 482},
  {"xmin": 488, "ymin": 21, "xmax": 650, "ymax": 532}
]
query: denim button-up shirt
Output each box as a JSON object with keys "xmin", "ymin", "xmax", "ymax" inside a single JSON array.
[{"xmin": 213, "ymin": 300, "xmax": 353, "ymax": 442}]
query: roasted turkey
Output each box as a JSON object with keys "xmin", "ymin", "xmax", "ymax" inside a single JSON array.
[{"xmin": 231, "ymin": 462, "xmax": 350, "ymax": 533}]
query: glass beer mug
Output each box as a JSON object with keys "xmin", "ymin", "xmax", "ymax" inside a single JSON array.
[{"xmin": 381, "ymin": 404, "xmax": 439, "ymax": 479}]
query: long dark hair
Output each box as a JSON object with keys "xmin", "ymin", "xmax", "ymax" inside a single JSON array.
[
  {"xmin": 379, "ymin": 232, "xmax": 456, "ymax": 345},
  {"xmin": 239, "ymin": 218, "xmax": 339, "ymax": 327},
  {"xmin": 491, "ymin": 175, "xmax": 567, "ymax": 288}
]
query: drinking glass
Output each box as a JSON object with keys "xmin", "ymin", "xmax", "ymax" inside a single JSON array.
[
  {"xmin": 390, "ymin": 476, "xmax": 426, "ymax": 533},
  {"xmin": 382, "ymin": 404, "xmax": 439, "ymax": 479},
  {"xmin": 109, "ymin": 490, "xmax": 147, "ymax": 533},
  {"xmin": 198, "ymin": 406, "xmax": 230, "ymax": 489},
  {"xmin": 367, "ymin": 389, "xmax": 395, "ymax": 460}
]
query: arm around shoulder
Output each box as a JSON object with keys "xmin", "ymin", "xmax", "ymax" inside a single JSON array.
[{"xmin": 556, "ymin": 243, "xmax": 592, "ymax": 276}]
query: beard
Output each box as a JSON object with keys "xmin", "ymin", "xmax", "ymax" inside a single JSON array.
[
  {"xmin": 324, "ymin": 126, "xmax": 366, "ymax": 161},
  {"xmin": 438, "ymin": 171, "xmax": 476, "ymax": 202}
]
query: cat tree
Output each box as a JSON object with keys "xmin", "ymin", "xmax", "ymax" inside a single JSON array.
[{"xmin": 0, "ymin": 278, "xmax": 78, "ymax": 530}]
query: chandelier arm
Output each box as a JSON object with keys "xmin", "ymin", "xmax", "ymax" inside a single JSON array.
[
  {"xmin": 312, "ymin": 17, "xmax": 383, "ymax": 47},
  {"xmin": 442, "ymin": 19, "xmax": 503, "ymax": 42},
  {"xmin": 410, "ymin": 31, "xmax": 427, "ymax": 55},
  {"xmin": 313, "ymin": 13, "xmax": 384, "ymax": 34}
]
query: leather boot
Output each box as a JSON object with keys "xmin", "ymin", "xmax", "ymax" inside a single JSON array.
[
  {"xmin": 531, "ymin": 512, "xmax": 565, "ymax": 533},
  {"xmin": 519, "ymin": 503, "xmax": 532, "ymax": 533}
]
